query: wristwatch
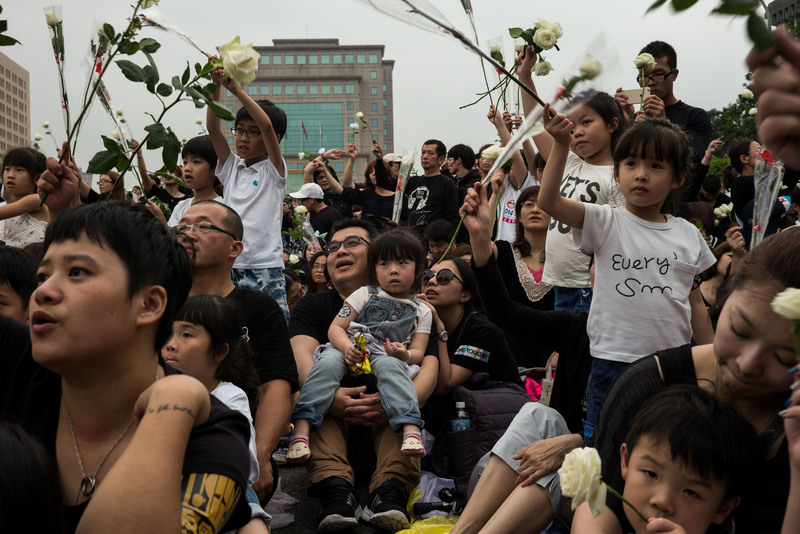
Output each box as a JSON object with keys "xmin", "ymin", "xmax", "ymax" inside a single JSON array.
[{"xmin": 437, "ymin": 330, "xmax": 448, "ymax": 342}]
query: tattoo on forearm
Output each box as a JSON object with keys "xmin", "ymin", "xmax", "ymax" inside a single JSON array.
[{"xmin": 145, "ymin": 403, "xmax": 197, "ymax": 419}]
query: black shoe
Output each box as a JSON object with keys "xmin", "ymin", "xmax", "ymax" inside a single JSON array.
[
  {"xmin": 309, "ymin": 477, "xmax": 360, "ymax": 532},
  {"xmin": 360, "ymin": 478, "xmax": 411, "ymax": 532}
]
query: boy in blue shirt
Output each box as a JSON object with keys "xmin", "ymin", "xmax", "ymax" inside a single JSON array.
[{"xmin": 207, "ymin": 69, "xmax": 289, "ymax": 322}]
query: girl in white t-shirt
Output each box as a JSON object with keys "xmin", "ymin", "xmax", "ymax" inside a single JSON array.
[
  {"xmin": 162, "ymin": 295, "xmax": 269, "ymax": 532},
  {"xmin": 0, "ymin": 147, "xmax": 49, "ymax": 248},
  {"xmin": 539, "ymin": 112, "xmax": 715, "ymax": 443},
  {"xmin": 289, "ymin": 228, "xmax": 432, "ymax": 461}
]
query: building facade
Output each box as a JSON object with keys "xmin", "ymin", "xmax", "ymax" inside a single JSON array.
[
  {"xmin": 0, "ymin": 51, "xmax": 30, "ymax": 159},
  {"xmin": 217, "ymin": 38, "xmax": 394, "ymax": 191}
]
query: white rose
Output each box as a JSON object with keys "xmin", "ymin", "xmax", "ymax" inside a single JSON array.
[
  {"xmin": 216, "ymin": 36, "xmax": 260, "ymax": 88},
  {"xmin": 713, "ymin": 207, "xmax": 723, "ymax": 218},
  {"xmin": 633, "ymin": 53, "xmax": 656, "ymax": 71},
  {"xmin": 401, "ymin": 155, "xmax": 414, "ymax": 167},
  {"xmin": 34, "ymin": 134, "xmax": 43, "ymax": 141},
  {"xmin": 480, "ymin": 145, "xmax": 503, "ymax": 162},
  {"xmin": 490, "ymin": 43, "xmax": 501, "ymax": 54},
  {"xmin": 298, "ymin": 152, "xmax": 306, "ymax": 159},
  {"xmin": 740, "ymin": 88, "xmax": 754, "ymax": 99},
  {"xmin": 139, "ymin": 0, "xmax": 160, "ymax": 8},
  {"xmin": 195, "ymin": 117, "xmax": 203, "ymax": 125},
  {"xmin": 44, "ymin": 9, "xmax": 61, "ymax": 27},
  {"xmin": 551, "ymin": 22, "xmax": 564, "ymax": 39},
  {"xmin": 514, "ymin": 43, "xmax": 525, "ymax": 53},
  {"xmin": 771, "ymin": 288, "xmax": 800, "ymax": 320},
  {"xmin": 558, "ymin": 447, "xmax": 607, "ymax": 517},
  {"xmin": 715, "ymin": 219, "xmax": 720, "ymax": 226},
  {"xmin": 748, "ymin": 107, "xmax": 758, "ymax": 116},
  {"xmin": 115, "ymin": 108, "xmax": 124, "ymax": 116},
  {"xmin": 579, "ymin": 54, "xmax": 603, "ymax": 80},
  {"xmin": 42, "ymin": 121, "xmax": 50, "ymax": 129},
  {"xmin": 533, "ymin": 60, "xmax": 553, "ymax": 77},
  {"xmin": 356, "ymin": 111, "xmax": 365, "ymax": 121},
  {"xmin": 294, "ymin": 205, "xmax": 308, "ymax": 215},
  {"xmin": 349, "ymin": 122, "xmax": 360, "ymax": 129},
  {"xmin": 181, "ymin": 136, "xmax": 188, "ymax": 143},
  {"xmin": 318, "ymin": 148, "xmax": 326, "ymax": 155},
  {"xmin": 111, "ymin": 130, "xmax": 121, "ymax": 140},
  {"xmin": 534, "ymin": 18, "xmax": 562, "ymax": 39},
  {"xmin": 289, "ymin": 254, "xmax": 300, "ymax": 265},
  {"xmin": 532, "ymin": 29, "xmax": 557, "ymax": 50}
]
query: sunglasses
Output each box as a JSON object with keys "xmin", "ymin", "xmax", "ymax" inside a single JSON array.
[
  {"xmin": 324, "ymin": 235, "xmax": 369, "ymax": 254},
  {"xmin": 421, "ymin": 268, "xmax": 464, "ymax": 286}
]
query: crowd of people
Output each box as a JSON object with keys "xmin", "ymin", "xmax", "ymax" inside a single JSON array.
[{"xmin": 1, "ymin": 31, "xmax": 800, "ymax": 534}]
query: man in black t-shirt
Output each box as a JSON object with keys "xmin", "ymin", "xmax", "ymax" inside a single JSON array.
[
  {"xmin": 289, "ymin": 218, "xmax": 439, "ymax": 532},
  {"xmin": 290, "ymin": 182, "xmax": 342, "ymax": 239},
  {"xmin": 616, "ymin": 41, "xmax": 712, "ymax": 200},
  {"xmin": 179, "ymin": 200, "xmax": 298, "ymax": 503}
]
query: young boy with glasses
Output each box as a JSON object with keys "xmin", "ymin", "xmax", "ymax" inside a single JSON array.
[{"xmin": 207, "ymin": 67, "xmax": 290, "ymax": 322}]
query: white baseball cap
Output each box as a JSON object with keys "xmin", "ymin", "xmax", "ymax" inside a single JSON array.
[{"xmin": 289, "ymin": 183, "xmax": 325, "ymax": 200}]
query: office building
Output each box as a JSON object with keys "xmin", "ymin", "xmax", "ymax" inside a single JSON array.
[{"xmin": 0, "ymin": 51, "xmax": 30, "ymax": 158}]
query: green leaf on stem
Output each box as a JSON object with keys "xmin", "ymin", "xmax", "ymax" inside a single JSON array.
[
  {"xmin": 185, "ymin": 86, "xmax": 207, "ymax": 108},
  {"xmin": 646, "ymin": 0, "xmax": 669, "ymax": 12},
  {"xmin": 144, "ymin": 123, "xmax": 169, "ymax": 149},
  {"xmin": 181, "ymin": 63, "xmax": 191, "ymax": 85},
  {"xmin": 194, "ymin": 62, "xmax": 203, "ymax": 75},
  {"xmin": 116, "ymin": 59, "xmax": 146, "ymax": 82},
  {"xmin": 117, "ymin": 39, "xmax": 140, "ymax": 55},
  {"xmin": 670, "ymin": 0, "xmax": 699, "ymax": 10},
  {"xmin": 156, "ymin": 83, "xmax": 173, "ymax": 97},
  {"xmin": 747, "ymin": 10, "xmax": 777, "ymax": 51},
  {"xmin": 508, "ymin": 27, "xmax": 524, "ymax": 38},
  {"xmin": 115, "ymin": 154, "xmax": 130, "ymax": 173},
  {"xmin": 101, "ymin": 135, "xmax": 123, "ymax": 154},
  {"xmin": 87, "ymin": 149, "xmax": 118, "ymax": 174},
  {"xmin": 143, "ymin": 65, "xmax": 159, "ymax": 93},
  {"xmin": 0, "ymin": 34, "xmax": 19, "ymax": 46},
  {"xmin": 171, "ymin": 75, "xmax": 186, "ymax": 92},
  {"xmin": 208, "ymin": 101, "xmax": 236, "ymax": 121},
  {"xmin": 202, "ymin": 83, "xmax": 217, "ymax": 100},
  {"xmin": 712, "ymin": 0, "xmax": 759, "ymax": 15},
  {"xmin": 162, "ymin": 130, "xmax": 183, "ymax": 171},
  {"xmin": 197, "ymin": 62, "xmax": 217, "ymax": 77},
  {"xmin": 140, "ymin": 38, "xmax": 160, "ymax": 54},
  {"xmin": 103, "ymin": 23, "xmax": 116, "ymax": 42}
]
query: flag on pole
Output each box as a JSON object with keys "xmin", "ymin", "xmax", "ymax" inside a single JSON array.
[{"xmin": 301, "ymin": 121, "xmax": 308, "ymax": 139}]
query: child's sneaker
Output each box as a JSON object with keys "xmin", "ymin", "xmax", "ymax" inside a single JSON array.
[
  {"xmin": 400, "ymin": 431, "xmax": 425, "ymax": 457},
  {"xmin": 286, "ymin": 435, "xmax": 310, "ymax": 463}
]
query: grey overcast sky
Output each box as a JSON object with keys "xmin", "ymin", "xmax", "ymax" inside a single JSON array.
[{"xmin": 4, "ymin": 0, "xmax": 756, "ymax": 186}]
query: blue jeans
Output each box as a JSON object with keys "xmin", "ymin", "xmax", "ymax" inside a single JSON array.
[
  {"xmin": 583, "ymin": 357, "xmax": 628, "ymax": 446},
  {"xmin": 231, "ymin": 267, "xmax": 290, "ymax": 324},
  {"xmin": 553, "ymin": 286, "xmax": 593, "ymax": 313},
  {"xmin": 292, "ymin": 346, "xmax": 423, "ymax": 433}
]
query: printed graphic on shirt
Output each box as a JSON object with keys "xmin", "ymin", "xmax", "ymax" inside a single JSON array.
[
  {"xmin": 180, "ymin": 472, "xmax": 242, "ymax": 533},
  {"xmin": 502, "ymin": 199, "xmax": 516, "ymax": 225},
  {"xmin": 550, "ymin": 174, "xmax": 601, "ymax": 234},
  {"xmin": 408, "ymin": 186, "xmax": 429, "ymax": 210},
  {"xmin": 337, "ymin": 305, "xmax": 352, "ymax": 318},
  {"xmin": 455, "ymin": 344, "xmax": 490, "ymax": 363}
]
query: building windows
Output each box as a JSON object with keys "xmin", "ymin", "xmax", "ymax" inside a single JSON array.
[
  {"xmin": 321, "ymin": 55, "xmax": 330, "ymax": 64},
  {"xmin": 383, "ymin": 114, "xmax": 388, "ymax": 121},
  {"xmin": 321, "ymin": 85, "xmax": 331, "ymax": 95},
  {"xmin": 260, "ymin": 85, "xmax": 269, "ymax": 95},
  {"xmin": 226, "ymin": 105, "xmax": 234, "ymax": 112},
  {"xmin": 383, "ymin": 99, "xmax": 387, "ymax": 106},
  {"xmin": 370, "ymin": 71, "xmax": 378, "ymax": 80},
  {"xmin": 371, "ymin": 103, "xmax": 378, "ymax": 111},
  {"xmin": 345, "ymin": 84, "xmax": 355, "ymax": 94},
  {"xmin": 297, "ymin": 55, "xmax": 306, "ymax": 65},
  {"xmin": 297, "ymin": 85, "xmax": 306, "ymax": 95},
  {"xmin": 344, "ymin": 54, "xmax": 354, "ymax": 64},
  {"xmin": 371, "ymin": 119, "xmax": 378, "ymax": 127},
  {"xmin": 309, "ymin": 55, "xmax": 318, "ymax": 65},
  {"xmin": 332, "ymin": 55, "xmax": 342, "ymax": 64},
  {"xmin": 272, "ymin": 85, "xmax": 282, "ymax": 95},
  {"xmin": 277, "ymin": 102, "xmax": 344, "ymax": 154},
  {"xmin": 347, "ymin": 102, "xmax": 354, "ymax": 110},
  {"xmin": 333, "ymin": 85, "xmax": 343, "ymax": 95},
  {"xmin": 272, "ymin": 55, "xmax": 282, "ymax": 65},
  {"xmin": 285, "ymin": 55, "xmax": 294, "ymax": 65},
  {"xmin": 369, "ymin": 54, "xmax": 378, "ymax": 64},
  {"xmin": 260, "ymin": 55, "xmax": 269, "ymax": 65},
  {"xmin": 285, "ymin": 85, "xmax": 294, "ymax": 95},
  {"xmin": 247, "ymin": 85, "xmax": 258, "ymax": 96},
  {"xmin": 370, "ymin": 87, "xmax": 378, "ymax": 95},
  {"xmin": 384, "ymin": 128, "xmax": 388, "ymax": 137},
  {"xmin": 357, "ymin": 54, "xmax": 366, "ymax": 64},
  {"xmin": 309, "ymin": 85, "xmax": 318, "ymax": 95},
  {"xmin": 225, "ymin": 89, "xmax": 233, "ymax": 97}
]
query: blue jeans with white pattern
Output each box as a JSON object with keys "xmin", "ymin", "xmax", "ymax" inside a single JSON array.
[{"xmin": 231, "ymin": 267, "xmax": 290, "ymax": 324}]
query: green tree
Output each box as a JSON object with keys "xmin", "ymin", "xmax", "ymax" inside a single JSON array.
[{"xmin": 707, "ymin": 74, "xmax": 758, "ymax": 153}]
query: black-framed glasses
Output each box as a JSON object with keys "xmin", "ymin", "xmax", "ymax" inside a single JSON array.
[
  {"xmin": 636, "ymin": 69, "xmax": 676, "ymax": 85},
  {"xmin": 422, "ymin": 268, "xmax": 464, "ymax": 287},
  {"xmin": 387, "ymin": 161, "xmax": 401, "ymax": 167},
  {"xmin": 98, "ymin": 178, "xmax": 114, "ymax": 185},
  {"xmin": 230, "ymin": 127, "xmax": 261, "ymax": 138},
  {"xmin": 324, "ymin": 235, "xmax": 369, "ymax": 254},
  {"xmin": 175, "ymin": 222, "xmax": 237, "ymax": 239}
]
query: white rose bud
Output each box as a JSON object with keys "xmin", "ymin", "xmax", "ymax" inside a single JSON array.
[
  {"xmin": 318, "ymin": 148, "xmax": 326, "ymax": 155},
  {"xmin": 726, "ymin": 202, "xmax": 734, "ymax": 213},
  {"xmin": 771, "ymin": 288, "xmax": 800, "ymax": 320},
  {"xmin": 401, "ymin": 155, "xmax": 414, "ymax": 168},
  {"xmin": 579, "ymin": 54, "xmax": 603, "ymax": 80},
  {"xmin": 42, "ymin": 121, "xmax": 50, "ymax": 129},
  {"xmin": 195, "ymin": 117, "xmax": 203, "ymax": 125},
  {"xmin": 294, "ymin": 205, "xmax": 308, "ymax": 215},
  {"xmin": 551, "ymin": 22, "xmax": 564, "ymax": 39},
  {"xmin": 298, "ymin": 152, "xmax": 305, "ymax": 159},
  {"xmin": 740, "ymin": 88, "xmax": 754, "ymax": 99},
  {"xmin": 532, "ymin": 29, "xmax": 557, "ymax": 50},
  {"xmin": 349, "ymin": 122, "xmax": 360, "ymax": 129},
  {"xmin": 480, "ymin": 145, "xmax": 504, "ymax": 162},
  {"xmin": 356, "ymin": 111, "xmax": 365, "ymax": 121},
  {"xmin": 45, "ymin": 10, "xmax": 61, "ymax": 27},
  {"xmin": 289, "ymin": 254, "xmax": 300, "ymax": 265},
  {"xmin": 715, "ymin": 219, "xmax": 720, "ymax": 226},
  {"xmin": 633, "ymin": 53, "xmax": 657, "ymax": 71},
  {"xmin": 111, "ymin": 130, "xmax": 121, "ymax": 140},
  {"xmin": 713, "ymin": 207, "xmax": 722, "ymax": 217},
  {"xmin": 139, "ymin": 0, "xmax": 160, "ymax": 8},
  {"xmin": 558, "ymin": 447, "xmax": 607, "ymax": 518},
  {"xmin": 748, "ymin": 107, "xmax": 758, "ymax": 116},
  {"xmin": 533, "ymin": 60, "xmax": 553, "ymax": 77},
  {"xmin": 34, "ymin": 134, "xmax": 43, "ymax": 141},
  {"xmin": 115, "ymin": 108, "xmax": 124, "ymax": 116},
  {"xmin": 514, "ymin": 43, "xmax": 525, "ymax": 53},
  {"xmin": 216, "ymin": 36, "xmax": 260, "ymax": 88},
  {"xmin": 181, "ymin": 136, "xmax": 188, "ymax": 143},
  {"xmin": 490, "ymin": 43, "xmax": 501, "ymax": 54},
  {"xmin": 534, "ymin": 18, "xmax": 562, "ymax": 38}
]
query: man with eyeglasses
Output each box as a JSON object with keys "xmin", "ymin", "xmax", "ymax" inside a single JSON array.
[
  {"xmin": 289, "ymin": 218, "xmax": 439, "ymax": 531},
  {"xmin": 616, "ymin": 41, "xmax": 712, "ymax": 200},
  {"xmin": 178, "ymin": 200, "xmax": 298, "ymax": 507}
]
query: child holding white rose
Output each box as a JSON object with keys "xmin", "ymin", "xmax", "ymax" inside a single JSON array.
[{"xmin": 207, "ymin": 51, "xmax": 290, "ymax": 323}]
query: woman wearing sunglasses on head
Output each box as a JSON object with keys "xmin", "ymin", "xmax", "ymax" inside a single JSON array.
[{"xmin": 419, "ymin": 258, "xmax": 522, "ymax": 434}]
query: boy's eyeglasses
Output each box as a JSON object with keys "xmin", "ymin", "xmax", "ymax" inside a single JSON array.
[
  {"xmin": 636, "ymin": 69, "xmax": 676, "ymax": 85},
  {"xmin": 175, "ymin": 222, "xmax": 237, "ymax": 239},
  {"xmin": 324, "ymin": 235, "xmax": 369, "ymax": 253},
  {"xmin": 421, "ymin": 268, "xmax": 464, "ymax": 287},
  {"xmin": 230, "ymin": 128, "xmax": 262, "ymax": 138}
]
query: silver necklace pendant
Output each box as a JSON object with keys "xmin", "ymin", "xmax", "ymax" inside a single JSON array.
[{"xmin": 80, "ymin": 475, "xmax": 96, "ymax": 497}]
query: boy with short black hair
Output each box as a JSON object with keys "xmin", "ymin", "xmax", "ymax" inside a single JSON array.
[
  {"xmin": 0, "ymin": 245, "xmax": 38, "ymax": 323},
  {"xmin": 168, "ymin": 135, "xmax": 221, "ymax": 226},
  {"xmin": 618, "ymin": 386, "xmax": 761, "ymax": 534},
  {"xmin": 207, "ymin": 69, "xmax": 290, "ymax": 321}
]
